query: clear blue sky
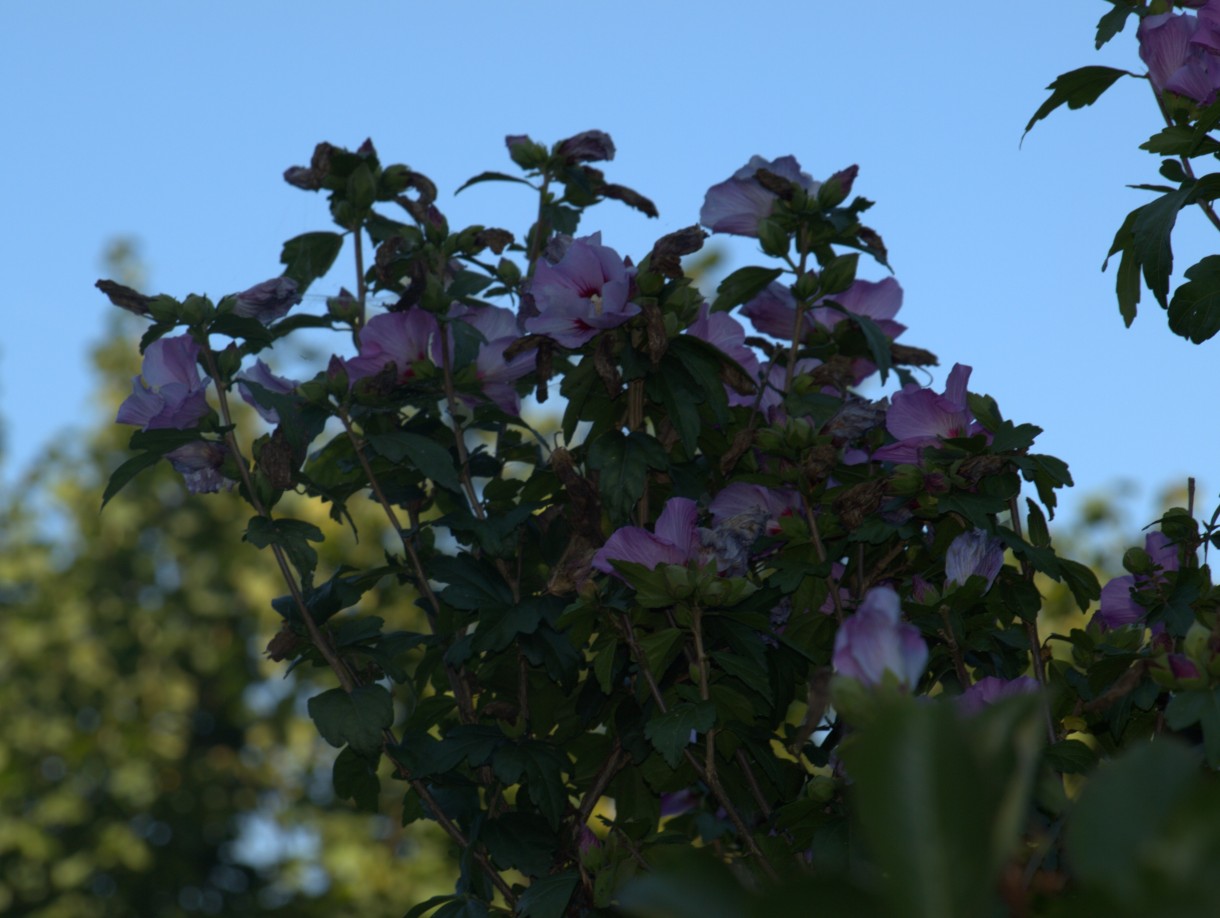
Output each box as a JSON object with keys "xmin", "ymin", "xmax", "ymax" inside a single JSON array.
[{"xmin": 2, "ymin": 1, "xmax": 1215, "ymax": 528}]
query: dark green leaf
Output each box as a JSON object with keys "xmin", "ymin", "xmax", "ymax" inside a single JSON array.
[
  {"xmin": 446, "ymin": 269, "xmax": 493, "ymax": 302},
  {"xmin": 479, "ymin": 814, "xmax": 556, "ymax": 877},
  {"xmin": 101, "ymin": 450, "xmax": 170, "ymax": 509},
  {"xmin": 1065, "ymin": 740, "xmax": 1198, "ymax": 897},
  {"xmin": 367, "ymin": 431, "xmax": 461, "ymax": 493},
  {"xmin": 455, "ymin": 170, "xmax": 538, "ymax": 195},
  {"xmin": 430, "ymin": 554, "xmax": 513, "ymax": 610},
  {"xmin": 279, "ymin": 231, "xmax": 344, "ymax": 293},
  {"xmin": 208, "ymin": 314, "xmax": 273, "ymax": 348},
  {"xmin": 1044, "ymin": 738, "xmax": 1099, "ymax": 775},
  {"xmin": 1166, "ymin": 688, "xmax": 1220, "ymax": 766},
  {"xmin": 243, "ymin": 516, "xmax": 325, "ymax": 587},
  {"xmin": 1140, "ymin": 125, "xmax": 1220, "ymax": 158},
  {"xmin": 1169, "ymin": 255, "xmax": 1220, "ymax": 343},
  {"xmin": 586, "ymin": 430, "xmax": 669, "ymax": 525},
  {"xmin": 644, "ymin": 702, "xmax": 716, "ymax": 768},
  {"xmin": 1023, "ymin": 66, "xmax": 1130, "ymax": 138},
  {"xmin": 472, "ymin": 598, "xmax": 549, "ymax": 652},
  {"xmin": 848, "ymin": 313, "xmax": 893, "ymax": 384},
  {"xmin": 307, "ymin": 685, "xmax": 393, "ymax": 757},
  {"xmin": 518, "ymin": 870, "xmax": 578, "ymax": 918},
  {"xmin": 332, "ymin": 746, "xmax": 380, "ymax": 811},
  {"xmin": 841, "ymin": 698, "xmax": 1025, "ymax": 918},
  {"xmin": 491, "ymin": 741, "xmax": 568, "ymax": 828},
  {"xmin": 711, "ymin": 266, "xmax": 784, "ymax": 313},
  {"xmin": 270, "ymin": 566, "xmax": 386, "ymax": 625},
  {"xmin": 1095, "ymin": 3, "xmax": 1138, "ymax": 49},
  {"xmin": 1131, "ymin": 187, "xmax": 1191, "ymax": 307}
]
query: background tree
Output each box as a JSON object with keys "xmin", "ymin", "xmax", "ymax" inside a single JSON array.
[{"xmin": 0, "ymin": 242, "xmax": 454, "ymax": 917}]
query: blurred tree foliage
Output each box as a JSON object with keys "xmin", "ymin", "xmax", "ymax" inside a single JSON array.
[{"xmin": 0, "ymin": 242, "xmax": 454, "ymax": 916}]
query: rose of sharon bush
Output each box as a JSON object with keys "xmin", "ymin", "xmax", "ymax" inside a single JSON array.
[{"xmin": 116, "ymin": 334, "xmax": 211, "ymax": 431}]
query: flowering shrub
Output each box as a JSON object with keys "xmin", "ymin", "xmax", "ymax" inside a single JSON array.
[{"xmin": 98, "ymin": 9, "xmax": 1220, "ymax": 911}]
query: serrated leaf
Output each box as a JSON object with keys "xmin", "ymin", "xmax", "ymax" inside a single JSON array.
[
  {"xmin": 367, "ymin": 431, "xmax": 461, "ymax": 492},
  {"xmin": 644, "ymin": 701, "xmax": 716, "ymax": 768},
  {"xmin": 270, "ymin": 566, "xmax": 387, "ymax": 625},
  {"xmin": 491, "ymin": 741, "xmax": 569, "ymax": 828},
  {"xmin": 1140, "ymin": 125, "xmax": 1220, "ymax": 158},
  {"xmin": 638, "ymin": 628, "xmax": 685, "ymax": 678},
  {"xmin": 1169, "ymin": 255, "xmax": 1220, "ymax": 343},
  {"xmin": 1095, "ymin": 3, "xmax": 1138, "ymax": 49},
  {"xmin": 480, "ymin": 814, "xmax": 557, "ymax": 877},
  {"xmin": 430, "ymin": 554, "xmax": 513, "ymax": 610},
  {"xmin": 1023, "ymin": 66, "xmax": 1130, "ymax": 138},
  {"xmin": 332, "ymin": 746, "xmax": 380, "ymax": 811},
  {"xmin": 1131, "ymin": 187, "xmax": 1191, "ymax": 307},
  {"xmin": 243, "ymin": 516, "xmax": 325, "ymax": 587},
  {"xmin": 711, "ymin": 266, "xmax": 783, "ymax": 313},
  {"xmin": 280, "ymin": 231, "xmax": 344, "ymax": 293},
  {"xmin": 307, "ymin": 685, "xmax": 393, "ymax": 757},
  {"xmin": 586, "ymin": 430, "xmax": 669, "ymax": 525},
  {"xmin": 518, "ymin": 870, "xmax": 578, "ymax": 918}
]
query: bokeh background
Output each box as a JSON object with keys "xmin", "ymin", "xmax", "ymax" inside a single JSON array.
[{"xmin": 0, "ymin": 2, "xmax": 1211, "ymax": 914}]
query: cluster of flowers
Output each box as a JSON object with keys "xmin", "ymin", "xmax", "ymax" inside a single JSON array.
[{"xmin": 114, "ymin": 152, "xmax": 1058, "ymax": 715}]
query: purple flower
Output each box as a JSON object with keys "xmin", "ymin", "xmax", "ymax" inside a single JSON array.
[
  {"xmin": 1093, "ymin": 531, "xmax": 1181, "ymax": 629},
  {"xmin": 1138, "ymin": 9, "xmax": 1220, "ymax": 104},
  {"xmin": 872, "ymin": 363, "xmax": 985, "ymax": 464},
  {"xmin": 810, "ymin": 278, "xmax": 905, "ymax": 340},
  {"xmin": 956, "ymin": 676, "xmax": 1039, "ymax": 717},
  {"xmin": 741, "ymin": 277, "xmax": 904, "ymax": 340},
  {"xmin": 345, "ymin": 309, "xmax": 440, "ymax": 384},
  {"xmin": 448, "ymin": 305, "xmax": 533, "ymax": 414},
  {"xmin": 945, "ymin": 529, "xmax": 1006, "ymax": 590},
  {"xmin": 233, "ymin": 277, "xmax": 301, "ymax": 325},
  {"xmin": 524, "ymin": 233, "xmax": 638, "ymax": 348},
  {"xmin": 702, "ymin": 483, "xmax": 800, "ymax": 573},
  {"xmin": 700, "ymin": 155, "xmax": 821, "ymax": 237},
  {"xmin": 116, "ymin": 335, "xmax": 212, "ymax": 431},
  {"xmin": 592, "ymin": 497, "xmax": 701, "ymax": 577},
  {"xmin": 832, "ymin": 586, "xmax": 928, "ymax": 690},
  {"xmin": 685, "ymin": 304, "xmax": 762, "ymax": 407},
  {"xmin": 165, "ymin": 441, "xmax": 233, "ymax": 494},
  {"xmin": 235, "ymin": 360, "xmax": 299, "ymax": 424},
  {"xmin": 708, "ymin": 482, "xmax": 799, "ymax": 536}
]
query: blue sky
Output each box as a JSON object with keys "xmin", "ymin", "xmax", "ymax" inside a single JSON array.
[{"xmin": 2, "ymin": 1, "xmax": 1215, "ymax": 528}]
